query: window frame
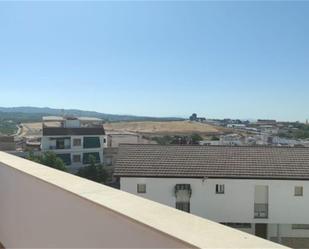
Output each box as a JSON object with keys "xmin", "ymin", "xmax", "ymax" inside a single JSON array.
[
  {"xmin": 137, "ymin": 183, "xmax": 146, "ymax": 194},
  {"xmin": 73, "ymin": 138, "xmax": 82, "ymax": 147},
  {"xmin": 216, "ymin": 184, "xmax": 225, "ymax": 194},
  {"xmin": 294, "ymin": 186, "xmax": 303, "ymax": 197}
]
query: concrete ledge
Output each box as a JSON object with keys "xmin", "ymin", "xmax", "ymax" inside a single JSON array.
[{"xmin": 0, "ymin": 152, "xmax": 288, "ymax": 248}]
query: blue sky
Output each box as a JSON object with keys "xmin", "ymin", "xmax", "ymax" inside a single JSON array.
[{"xmin": 0, "ymin": 1, "xmax": 308, "ymax": 121}]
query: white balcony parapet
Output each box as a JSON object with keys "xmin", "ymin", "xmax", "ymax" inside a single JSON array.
[{"xmin": 0, "ymin": 151, "xmax": 287, "ymax": 248}]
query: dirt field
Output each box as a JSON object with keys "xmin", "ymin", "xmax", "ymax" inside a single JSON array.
[
  {"xmin": 19, "ymin": 120, "xmax": 228, "ymax": 138},
  {"xmin": 18, "ymin": 122, "xmax": 42, "ymax": 138},
  {"xmin": 105, "ymin": 121, "xmax": 227, "ymax": 135}
]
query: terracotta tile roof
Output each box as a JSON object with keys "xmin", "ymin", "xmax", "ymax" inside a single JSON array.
[{"xmin": 114, "ymin": 144, "xmax": 309, "ymax": 179}]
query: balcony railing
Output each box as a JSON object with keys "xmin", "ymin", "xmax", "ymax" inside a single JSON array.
[
  {"xmin": 254, "ymin": 203, "xmax": 269, "ymax": 218},
  {"xmin": 0, "ymin": 152, "xmax": 285, "ymax": 248}
]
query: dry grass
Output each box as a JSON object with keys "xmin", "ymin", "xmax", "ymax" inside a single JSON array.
[
  {"xmin": 105, "ymin": 121, "xmax": 227, "ymax": 135},
  {"xmin": 18, "ymin": 122, "xmax": 42, "ymax": 138},
  {"xmin": 19, "ymin": 120, "xmax": 227, "ymax": 138}
]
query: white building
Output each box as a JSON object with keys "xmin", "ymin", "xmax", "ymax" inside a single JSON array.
[
  {"xmin": 106, "ymin": 132, "xmax": 154, "ymax": 148},
  {"xmin": 115, "ymin": 144, "xmax": 309, "ymax": 248},
  {"xmin": 199, "ymin": 134, "xmax": 244, "ymax": 146},
  {"xmin": 0, "ymin": 151, "xmax": 284, "ymax": 249},
  {"xmin": 41, "ymin": 116, "xmax": 106, "ymax": 171}
]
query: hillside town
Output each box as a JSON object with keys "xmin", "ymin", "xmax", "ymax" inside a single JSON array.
[
  {"xmin": 2, "ymin": 113, "xmax": 309, "ymax": 247},
  {"xmin": 1, "ymin": 1, "xmax": 309, "ymax": 248}
]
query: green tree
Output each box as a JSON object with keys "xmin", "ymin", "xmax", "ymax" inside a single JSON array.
[
  {"xmin": 211, "ymin": 136, "xmax": 220, "ymax": 141},
  {"xmin": 27, "ymin": 151, "xmax": 67, "ymax": 172},
  {"xmin": 77, "ymin": 155, "xmax": 108, "ymax": 184},
  {"xmin": 191, "ymin": 133, "xmax": 203, "ymax": 144}
]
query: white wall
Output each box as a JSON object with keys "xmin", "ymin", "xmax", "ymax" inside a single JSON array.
[
  {"xmin": 268, "ymin": 224, "xmax": 309, "ymax": 239},
  {"xmin": 0, "ymin": 163, "xmax": 188, "ymax": 248},
  {"xmin": 120, "ymin": 177, "xmax": 309, "ymax": 224},
  {"xmin": 0, "ymin": 153, "xmax": 284, "ymax": 249}
]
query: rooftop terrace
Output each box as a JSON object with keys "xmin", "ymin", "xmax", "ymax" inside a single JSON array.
[{"xmin": 0, "ymin": 151, "xmax": 287, "ymax": 248}]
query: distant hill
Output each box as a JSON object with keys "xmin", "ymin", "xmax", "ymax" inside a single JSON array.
[{"xmin": 0, "ymin": 106, "xmax": 184, "ymax": 122}]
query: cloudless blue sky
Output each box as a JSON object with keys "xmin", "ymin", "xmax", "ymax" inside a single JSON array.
[{"xmin": 0, "ymin": 1, "xmax": 308, "ymax": 121}]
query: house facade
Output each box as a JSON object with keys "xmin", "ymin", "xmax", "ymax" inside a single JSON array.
[
  {"xmin": 41, "ymin": 116, "xmax": 106, "ymax": 171},
  {"xmin": 115, "ymin": 144, "xmax": 309, "ymax": 248}
]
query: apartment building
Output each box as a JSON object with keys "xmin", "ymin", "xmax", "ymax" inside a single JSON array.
[
  {"xmin": 115, "ymin": 144, "xmax": 309, "ymax": 248},
  {"xmin": 41, "ymin": 116, "xmax": 106, "ymax": 171}
]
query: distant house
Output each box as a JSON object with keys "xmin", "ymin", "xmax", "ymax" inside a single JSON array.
[
  {"xmin": 257, "ymin": 119, "xmax": 277, "ymax": 125},
  {"xmin": 227, "ymin": 124, "xmax": 246, "ymax": 129},
  {"xmin": 106, "ymin": 132, "xmax": 145, "ymax": 148},
  {"xmin": 259, "ymin": 125, "xmax": 279, "ymax": 135},
  {"xmin": 41, "ymin": 116, "xmax": 106, "ymax": 172},
  {"xmin": 115, "ymin": 144, "xmax": 309, "ymax": 248}
]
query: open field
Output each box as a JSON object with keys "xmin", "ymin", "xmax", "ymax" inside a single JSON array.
[
  {"xmin": 18, "ymin": 122, "xmax": 42, "ymax": 138},
  {"xmin": 18, "ymin": 120, "xmax": 229, "ymax": 138},
  {"xmin": 104, "ymin": 121, "xmax": 228, "ymax": 135}
]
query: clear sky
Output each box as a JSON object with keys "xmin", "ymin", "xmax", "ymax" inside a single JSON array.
[{"xmin": 0, "ymin": 1, "xmax": 308, "ymax": 121}]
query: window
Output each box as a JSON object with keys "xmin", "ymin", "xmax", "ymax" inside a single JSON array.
[
  {"xmin": 83, "ymin": 152, "xmax": 101, "ymax": 164},
  {"xmin": 294, "ymin": 186, "xmax": 303, "ymax": 196},
  {"xmin": 56, "ymin": 139, "xmax": 65, "ymax": 149},
  {"xmin": 83, "ymin": 137, "xmax": 101, "ymax": 148},
  {"xmin": 137, "ymin": 184, "xmax": 146, "ymax": 193},
  {"xmin": 73, "ymin": 138, "xmax": 81, "ymax": 146},
  {"xmin": 216, "ymin": 184, "xmax": 225, "ymax": 194},
  {"xmin": 176, "ymin": 202, "xmax": 190, "ymax": 213},
  {"xmin": 73, "ymin": 154, "xmax": 81, "ymax": 163},
  {"xmin": 56, "ymin": 153, "xmax": 71, "ymax": 165},
  {"xmin": 292, "ymin": 224, "xmax": 309, "ymax": 230}
]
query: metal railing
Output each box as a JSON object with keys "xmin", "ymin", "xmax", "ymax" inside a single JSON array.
[{"xmin": 254, "ymin": 203, "xmax": 268, "ymax": 218}]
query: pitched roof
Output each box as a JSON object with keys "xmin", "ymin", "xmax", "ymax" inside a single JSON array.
[
  {"xmin": 43, "ymin": 127, "xmax": 105, "ymax": 136},
  {"xmin": 114, "ymin": 144, "xmax": 309, "ymax": 180}
]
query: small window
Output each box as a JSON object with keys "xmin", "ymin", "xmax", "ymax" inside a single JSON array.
[
  {"xmin": 292, "ymin": 224, "xmax": 309, "ymax": 230},
  {"xmin": 137, "ymin": 184, "xmax": 146, "ymax": 193},
  {"xmin": 73, "ymin": 138, "xmax": 81, "ymax": 146},
  {"xmin": 216, "ymin": 184, "xmax": 225, "ymax": 194},
  {"xmin": 73, "ymin": 154, "xmax": 81, "ymax": 163},
  {"xmin": 295, "ymin": 186, "xmax": 303, "ymax": 196}
]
